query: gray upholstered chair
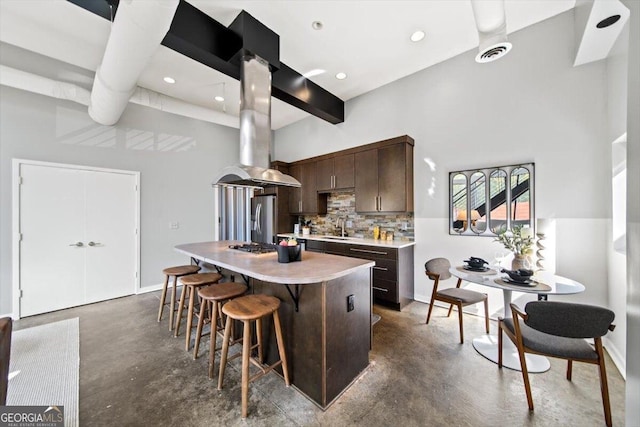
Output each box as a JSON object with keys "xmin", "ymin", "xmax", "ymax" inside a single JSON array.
[
  {"xmin": 425, "ymin": 258, "xmax": 489, "ymax": 343},
  {"xmin": 0, "ymin": 317, "xmax": 12, "ymax": 405},
  {"xmin": 499, "ymin": 301, "xmax": 615, "ymax": 427}
]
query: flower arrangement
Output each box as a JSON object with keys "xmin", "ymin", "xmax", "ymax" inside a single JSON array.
[{"xmin": 494, "ymin": 225, "xmax": 534, "ymax": 255}]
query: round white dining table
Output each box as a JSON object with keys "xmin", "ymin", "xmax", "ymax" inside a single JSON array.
[{"xmin": 450, "ymin": 267, "xmax": 586, "ymax": 373}]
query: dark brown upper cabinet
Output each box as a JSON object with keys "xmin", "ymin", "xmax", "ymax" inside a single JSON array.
[
  {"xmin": 355, "ymin": 139, "xmax": 414, "ymax": 213},
  {"xmin": 317, "ymin": 154, "xmax": 355, "ymax": 192},
  {"xmin": 282, "ymin": 135, "xmax": 413, "ymax": 215},
  {"xmin": 289, "ymin": 162, "xmax": 327, "ymax": 215},
  {"xmin": 263, "ymin": 161, "xmax": 296, "ymax": 233}
]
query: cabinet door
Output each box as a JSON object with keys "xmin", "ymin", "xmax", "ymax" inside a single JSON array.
[
  {"xmin": 316, "ymin": 158, "xmax": 334, "ymax": 192},
  {"xmin": 377, "ymin": 143, "xmax": 407, "ymax": 212},
  {"xmin": 355, "ymin": 149, "xmax": 378, "ymax": 212},
  {"xmin": 333, "ymin": 153, "xmax": 354, "ymax": 189},
  {"xmin": 288, "ymin": 164, "xmax": 302, "ymax": 214},
  {"xmin": 305, "ymin": 240, "xmax": 326, "ymax": 253},
  {"xmin": 301, "ymin": 162, "xmax": 318, "ymax": 213}
]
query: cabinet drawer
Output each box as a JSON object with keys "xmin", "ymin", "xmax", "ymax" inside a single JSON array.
[
  {"xmin": 325, "ymin": 242, "xmax": 346, "ymax": 255},
  {"xmin": 346, "ymin": 245, "xmax": 397, "ymax": 261},
  {"xmin": 371, "ymin": 259, "xmax": 397, "ymax": 282},
  {"xmin": 372, "ymin": 278, "xmax": 398, "ymax": 303}
]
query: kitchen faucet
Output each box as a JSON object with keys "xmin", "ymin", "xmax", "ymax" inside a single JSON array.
[{"xmin": 336, "ymin": 217, "xmax": 346, "ymax": 237}]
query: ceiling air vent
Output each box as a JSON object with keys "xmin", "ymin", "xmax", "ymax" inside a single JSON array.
[
  {"xmin": 476, "ymin": 42, "xmax": 512, "ymax": 63},
  {"xmin": 470, "ymin": 0, "xmax": 512, "ymax": 64}
]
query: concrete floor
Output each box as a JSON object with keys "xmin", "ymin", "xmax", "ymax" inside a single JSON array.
[{"xmin": 14, "ymin": 292, "xmax": 625, "ymax": 426}]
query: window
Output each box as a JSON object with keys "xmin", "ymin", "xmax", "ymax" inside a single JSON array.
[{"xmin": 450, "ymin": 163, "xmax": 535, "ymax": 236}]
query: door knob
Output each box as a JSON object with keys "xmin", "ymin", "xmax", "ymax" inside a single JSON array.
[
  {"xmin": 87, "ymin": 241, "xmax": 101, "ymax": 247},
  {"xmin": 69, "ymin": 242, "xmax": 83, "ymax": 247}
]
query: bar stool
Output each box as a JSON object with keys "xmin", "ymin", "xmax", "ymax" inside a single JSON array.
[
  {"xmin": 217, "ymin": 294, "xmax": 290, "ymax": 419},
  {"xmin": 193, "ymin": 282, "xmax": 247, "ymax": 372},
  {"xmin": 158, "ymin": 265, "xmax": 201, "ymax": 331},
  {"xmin": 174, "ymin": 272, "xmax": 222, "ymax": 351}
]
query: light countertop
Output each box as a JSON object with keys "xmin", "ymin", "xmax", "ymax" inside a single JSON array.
[
  {"xmin": 175, "ymin": 240, "xmax": 374, "ymax": 285},
  {"xmin": 277, "ymin": 233, "xmax": 416, "ymax": 249}
]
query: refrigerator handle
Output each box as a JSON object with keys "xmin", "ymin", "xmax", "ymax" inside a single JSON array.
[{"xmin": 256, "ymin": 203, "xmax": 262, "ymax": 234}]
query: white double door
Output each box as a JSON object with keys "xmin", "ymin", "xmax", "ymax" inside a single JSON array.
[{"xmin": 16, "ymin": 161, "xmax": 139, "ymax": 317}]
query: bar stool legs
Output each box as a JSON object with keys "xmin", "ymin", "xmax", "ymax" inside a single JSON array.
[
  {"xmin": 173, "ymin": 272, "xmax": 222, "ymax": 351},
  {"xmin": 217, "ymin": 294, "xmax": 290, "ymax": 419},
  {"xmin": 217, "ymin": 315, "xmax": 233, "ymax": 390},
  {"xmin": 158, "ymin": 274, "xmax": 170, "ymax": 322},
  {"xmin": 157, "ymin": 265, "xmax": 201, "ymax": 331},
  {"xmin": 240, "ymin": 320, "xmax": 251, "ymax": 417},
  {"xmin": 194, "ymin": 299, "xmax": 217, "ymax": 362},
  {"xmin": 192, "ymin": 282, "xmax": 247, "ymax": 370},
  {"xmin": 272, "ymin": 310, "xmax": 290, "ymax": 386}
]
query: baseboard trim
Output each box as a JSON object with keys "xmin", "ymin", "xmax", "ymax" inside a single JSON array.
[
  {"xmin": 137, "ymin": 283, "xmax": 165, "ymax": 294},
  {"xmin": 603, "ymin": 336, "xmax": 626, "ymax": 379},
  {"xmin": 0, "ymin": 312, "xmax": 14, "ymax": 320}
]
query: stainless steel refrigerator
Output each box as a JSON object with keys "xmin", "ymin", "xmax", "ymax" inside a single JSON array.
[{"xmin": 251, "ymin": 194, "xmax": 277, "ymax": 244}]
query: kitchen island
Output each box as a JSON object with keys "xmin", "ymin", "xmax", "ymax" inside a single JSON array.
[{"xmin": 175, "ymin": 241, "xmax": 374, "ymax": 409}]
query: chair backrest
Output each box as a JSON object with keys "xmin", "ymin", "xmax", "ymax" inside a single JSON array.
[
  {"xmin": 425, "ymin": 258, "xmax": 452, "ymax": 281},
  {"xmin": 0, "ymin": 317, "xmax": 12, "ymax": 405},
  {"xmin": 524, "ymin": 301, "xmax": 614, "ymax": 338}
]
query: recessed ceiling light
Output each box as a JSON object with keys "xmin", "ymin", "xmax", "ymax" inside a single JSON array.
[
  {"xmin": 335, "ymin": 72, "xmax": 347, "ymax": 80},
  {"xmin": 312, "ymin": 21, "xmax": 323, "ymax": 30},
  {"xmin": 596, "ymin": 14, "xmax": 621, "ymax": 28},
  {"xmin": 410, "ymin": 30, "xmax": 425, "ymax": 42},
  {"xmin": 214, "ymin": 96, "xmax": 224, "ymax": 102},
  {"xmin": 163, "ymin": 76, "xmax": 176, "ymax": 84}
]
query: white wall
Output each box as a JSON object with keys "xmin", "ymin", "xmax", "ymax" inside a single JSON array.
[
  {"xmin": 621, "ymin": 0, "xmax": 640, "ymax": 423},
  {"xmin": 0, "ymin": 77, "xmax": 239, "ymax": 315},
  {"xmin": 605, "ymin": 18, "xmax": 630, "ymax": 375},
  {"xmin": 275, "ymin": 10, "xmax": 621, "ymax": 352}
]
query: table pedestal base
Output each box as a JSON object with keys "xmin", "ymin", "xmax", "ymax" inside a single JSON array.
[{"xmin": 472, "ymin": 334, "xmax": 550, "ymax": 373}]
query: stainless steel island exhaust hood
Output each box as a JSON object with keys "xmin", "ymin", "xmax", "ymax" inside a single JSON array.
[{"xmin": 213, "ymin": 55, "xmax": 300, "ymax": 188}]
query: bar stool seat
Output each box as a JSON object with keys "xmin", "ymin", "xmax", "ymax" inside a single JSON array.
[
  {"xmin": 158, "ymin": 265, "xmax": 201, "ymax": 331},
  {"xmin": 174, "ymin": 272, "xmax": 222, "ymax": 351},
  {"xmin": 193, "ymin": 282, "xmax": 248, "ymax": 376},
  {"xmin": 218, "ymin": 294, "xmax": 290, "ymax": 419}
]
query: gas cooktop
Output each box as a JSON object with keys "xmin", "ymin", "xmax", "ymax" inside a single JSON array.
[{"xmin": 228, "ymin": 243, "xmax": 277, "ymax": 254}]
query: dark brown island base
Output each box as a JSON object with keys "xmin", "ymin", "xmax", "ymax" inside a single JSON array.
[{"xmin": 175, "ymin": 241, "xmax": 374, "ymax": 409}]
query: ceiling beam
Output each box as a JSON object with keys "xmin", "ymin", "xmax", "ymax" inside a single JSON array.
[{"xmin": 67, "ymin": 0, "xmax": 345, "ymax": 124}]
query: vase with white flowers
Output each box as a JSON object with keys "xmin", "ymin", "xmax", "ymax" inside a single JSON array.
[{"xmin": 494, "ymin": 225, "xmax": 535, "ymax": 270}]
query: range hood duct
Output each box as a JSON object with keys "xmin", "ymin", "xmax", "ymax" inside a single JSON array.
[{"xmin": 213, "ymin": 56, "xmax": 300, "ymax": 188}]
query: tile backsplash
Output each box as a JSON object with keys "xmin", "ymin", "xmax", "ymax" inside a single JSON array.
[{"xmin": 299, "ymin": 193, "xmax": 414, "ymax": 240}]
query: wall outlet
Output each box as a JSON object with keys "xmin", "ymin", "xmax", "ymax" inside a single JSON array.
[
  {"xmin": 401, "ymin": 222, "xmax": 408, "ymax": 230},
  {"xmin": 169, "ymin": 221, "xmax": 179, "ymax": 229},
  {"xmin": 347, "ymin": 294, "xmax": 355, "ymax": 312},
  {"xmin": 346, "ymin": 220, "xmax": 353, "ymax": 228}
]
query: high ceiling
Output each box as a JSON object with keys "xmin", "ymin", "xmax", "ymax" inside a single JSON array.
[{"xmin": 0, "ymin": 0, "xmax": 575, "ymax": 129}]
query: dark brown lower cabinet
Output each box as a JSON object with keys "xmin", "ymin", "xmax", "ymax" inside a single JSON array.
[
  {"xmin": 305, "ymin": 241, "xmax": 414, "ymax": 311},
  {"xmin": 345, "ymin": 244, "xmax": 414, "ymax": 311},
  {"xmin": 305, "ymin": 240, "xmax": 325, "ymax": 253}
]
